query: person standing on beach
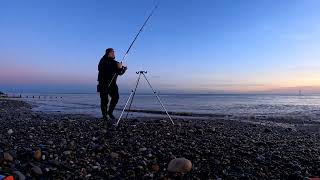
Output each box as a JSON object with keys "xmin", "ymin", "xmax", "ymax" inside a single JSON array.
[{"xmin": 98, "ymin": 48, "xmax": 127, "ymax": 120}]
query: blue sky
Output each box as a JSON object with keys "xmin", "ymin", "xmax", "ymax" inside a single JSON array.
[{"xmin": 1, "ymin": 0, "xmax": 320, "ymax": 93}]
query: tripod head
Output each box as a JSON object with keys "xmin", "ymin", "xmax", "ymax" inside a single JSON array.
[{"xmin": 136, "ymin": 71, "xmax": 147, "ymax": 74}]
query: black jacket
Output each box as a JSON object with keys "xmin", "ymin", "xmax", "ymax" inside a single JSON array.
[{"xmin": 98, "ymin": 55, "xmax": 126, "ymax": 85}]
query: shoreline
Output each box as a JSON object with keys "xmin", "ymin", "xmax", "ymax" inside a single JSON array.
[
  {"xmin": 14, "ymin": 96, "xmax": 320, "ymax": 125},
  {"xmin": 16, "ymin": 96, "xmax": 320, "ymax": 131},
  {"xmin": 1, "ymin": 98, "xmax": 320, "ymax": 179}
]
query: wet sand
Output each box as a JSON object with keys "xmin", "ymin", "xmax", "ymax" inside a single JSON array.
[{"xmin": 1, "ymin": 98, "xmax": 320, "ymax": 179}]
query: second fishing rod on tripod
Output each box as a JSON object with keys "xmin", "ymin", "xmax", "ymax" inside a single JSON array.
[{"xmin": 107, "ymin": 1, "xmax": 159, "ymax": 89}]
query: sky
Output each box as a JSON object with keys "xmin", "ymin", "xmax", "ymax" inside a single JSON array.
[{"xmin": 1, "ymin": 0, "xmax": 320, "ymax": 93}]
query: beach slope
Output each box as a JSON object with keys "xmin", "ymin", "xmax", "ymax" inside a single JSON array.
[{"xmin": 1, "ymin": 99, "xmax": 320, "ymax": 179}]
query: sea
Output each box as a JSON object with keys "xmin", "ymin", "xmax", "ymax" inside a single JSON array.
[{"xmin": 13, "ymin": 93, "xmax": 320, "ymax": 120}]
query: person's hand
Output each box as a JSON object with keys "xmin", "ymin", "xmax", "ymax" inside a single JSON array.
[{"xmin": 117, "ymin": 62, "xmax": 123, "ymax": 69}]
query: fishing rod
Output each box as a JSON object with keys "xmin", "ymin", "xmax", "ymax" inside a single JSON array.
[{"xmin": 107, "ymin": 1, "xmax": 160, "ymax": 89}]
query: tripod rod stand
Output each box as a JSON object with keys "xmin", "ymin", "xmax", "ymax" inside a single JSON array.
[{"xmin": 116, "ymin": 71, "xmax": 174, "ymax": 126}]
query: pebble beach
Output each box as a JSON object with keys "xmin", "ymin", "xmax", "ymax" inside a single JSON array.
[{"xmin": 1, "ymin": 98, "xmax": 320, "ymax": 179}]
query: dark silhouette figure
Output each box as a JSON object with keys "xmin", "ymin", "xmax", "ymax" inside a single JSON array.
[{"xmin": 98, "ymin": 48, "xmax": 127, "ymax": 120}]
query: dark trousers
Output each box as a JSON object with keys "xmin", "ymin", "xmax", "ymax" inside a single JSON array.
[{"xmin": 99, "ymin": 84, "xmax": 119, "ymax": 118}]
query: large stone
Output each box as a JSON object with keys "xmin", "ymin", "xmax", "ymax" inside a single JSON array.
[
  {"xmin": 150, "ymin": 164, "xmax": 160, "ymax": 172},
  {"xmin": 13, "ymin": 171, "xmax": 26, "ymax": 180},
  {"xmin": 139, "ymin": 147, "xmax": 147, "ymax": 152},
  {"xmin": 4, "ymin": 152, "xmax": 13, "ymax": 162},
  {"xmin": 31, "ymin": 166, "xmax": 43, "ymax": 176},
  {"xmin": 168, "ymin": 158, "xmax": 192, "ymax": 173},
  {"xmin": 63, "ymin": 151, "xmax": 72, "ymax": 156},
  {"xmin": 34, "ymin": 149, "xmax": 41, "ymax": 161},
  {"xmin": 7, "ymin": 129, "xmax": 13, "ymax": 135},
  {"xmin": 110, "ymin": 152, "xmax": 119, "ymax": 159}
]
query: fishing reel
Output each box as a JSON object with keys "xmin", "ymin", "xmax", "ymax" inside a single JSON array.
[{"xmin": 121, "ymin": 66, "xmax": 128, "ymax": 71}]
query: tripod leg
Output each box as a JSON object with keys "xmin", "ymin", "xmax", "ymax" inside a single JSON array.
[
  {"xmin": 125, "ymin": 73, "xmax": 142, "ymax": 119},
  {"xmin": 142, "ymin": 73, "xmax": 174, "ymax": 125},
  {"xmin": 116, "ymin": 91, "xmax": 134, "ymax": 126}
]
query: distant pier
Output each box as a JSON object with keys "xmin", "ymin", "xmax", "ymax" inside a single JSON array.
[{"xmin": 24, "ymin": 95, "xmax": 63, "ymax": 99}]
